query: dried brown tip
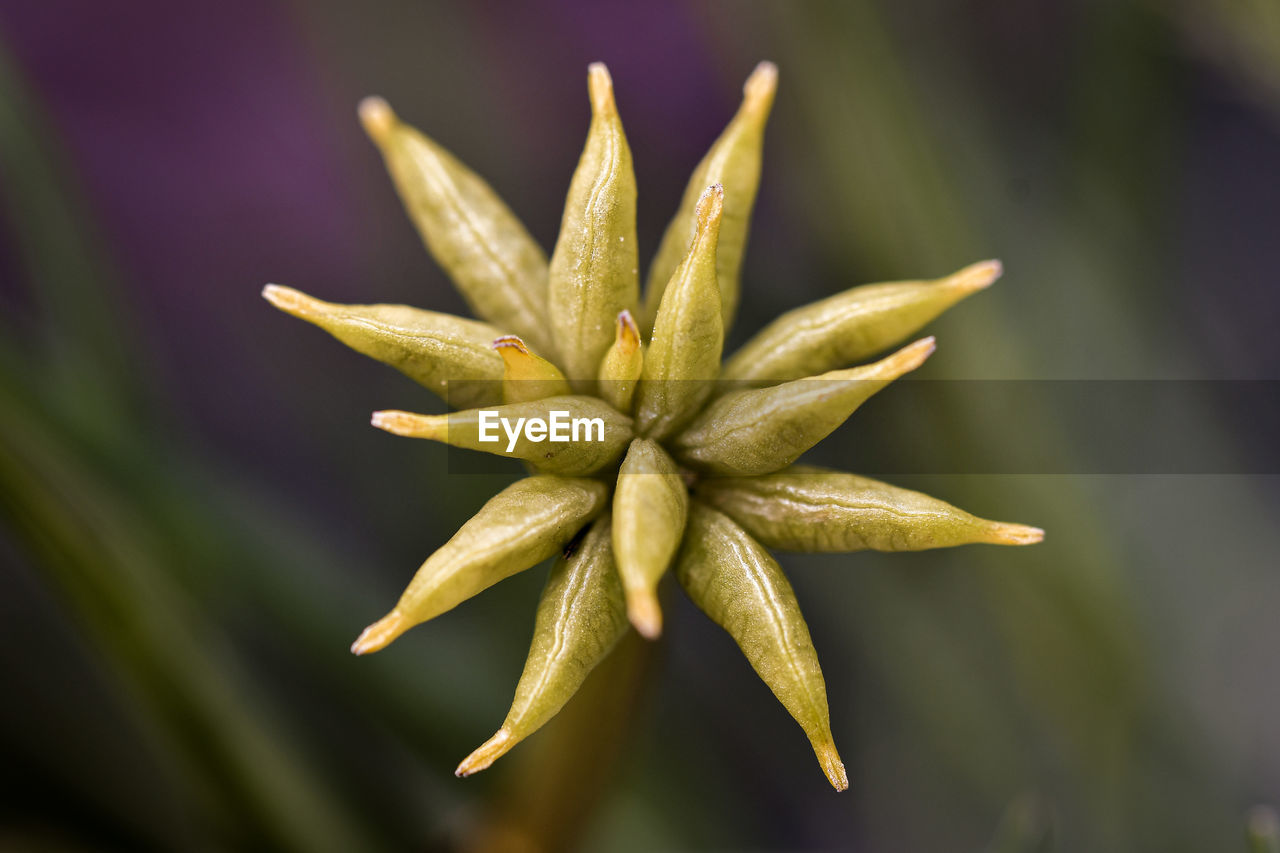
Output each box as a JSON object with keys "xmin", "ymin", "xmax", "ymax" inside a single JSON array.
[
  {"xmin": 615, "ymin": 310, "xmax": 640, "ymax": 354},
  {"xmin": 985, "ymin": 523, "xmax": 1046, "ymax": 546},
  {"xmin": 587, "ymin": 62, "xmax": 616, "ymax": 115},
  {"xmin": 951, "ymin": 259, "xmax": 1003, "ymax": 293},
  {"xmin": 456, "ymin": 728, "xmax": 515, "ymax": 777},
  {"xmin": 492, "ymin": 336, "xmax": 534, "ymax": 376},
  {"xmin": 815, "ymin": 741, "xmax": 849, "ymax": 792},
  {"xmin": 491, "ymin": 335, "xmax": 531, "ymax": 355},
  {"xmin": 743, "ymin": 61, "xmax": 779, "ymax": 112},
  {"xmin": 350, "ymin": 609, "xmax": 407, "ymax": 655},
  {"xmin": 370, "ymin": 410, "xmax": 444, "ymax": 439},
  {"xmin": 694, "ymin": 183, "xmax": 725, "ymax": 231},
  {"xmin": 262, "ymin": 284, "xmax": 328, "ymax": 318},
  {"xmin": 626, "ymin": 588, "xmax": 663, "ymax": 640},
  {"xmin": 493, "ymin": 335, "xmax": 568, "ymax": 394},
  {"xmin": 358, "ymin": 96, "xmax": 397, "ymax": 143}
]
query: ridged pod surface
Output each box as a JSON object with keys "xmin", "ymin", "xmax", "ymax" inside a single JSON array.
[
  {"xmin": 265, "ymin": 62, "xmax": 1042, "ymax": 789},
  {"xmin": 548, "ymin": 64, "xmax": 639, "ymax": 388}
]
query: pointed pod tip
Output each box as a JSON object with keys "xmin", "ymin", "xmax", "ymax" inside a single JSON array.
[
  {"xmin": 491, "ymin": 334, "xmax": 531, "ymax": 355},
  {"xmin": 847, "ymin": 337, "xmax": 935, "ymax": 383},
  {"xmin": 987, "ymin": 522, "xmax": 1045, "ymax": 545},
  {"xmin": 895, "ymin": 336, "xmax": 937, "ymax": 373},
  {"xmin": 815, "ymin": 741, "xmax": 849, "ymax": 792},
  {"xmin": 616, "ymin": 310, "xmax": 640, "ymax": 350},
  {"xmin": 371, "ymin": 410, "xmax": 441, "ymax": 438},
  {"xmin": 492, "ymin": 335, "xmax": 535, "ymax": 376},
  {"xmin": 694, "ymin": 184, "xmax": 726, "ymax": 231},
  {"xmin": 455, "ymin": 728, "xmax": 515, "ymax": 777},
  {"xmin": 370, "ymin": 409, "xmax": 403, "ymax": 431},
  {"xmin": 587, "ymin": 62, "xmax": 616, "ymax": 115},
  {"xmin": 743, "ymin": 61, "xmax": 779, "ymax": 111},
  {"xmin": 828, "ymin": 762, "xmax": 850, "ymax": 792},
  {"xmin": 954, "ymin": 259, "xmax": 1003, "ymax": 292},
  {"xmin": 626, "ymin": 591, "xmax": 664, "ymax": 640},
  {"xmin": 261, "ymin": 283, "xmax": 322, "ymax": 316},
  {"xmin": 358, "ymin": 96, "xmax": 397, "ymax": 142},
  {"xmin": 350, "ymin": 609, "xmax": 407, "ymax": 656},
  {"xmin": 492, "ymin": 336, "xmax": 568, "ymax": 396}
]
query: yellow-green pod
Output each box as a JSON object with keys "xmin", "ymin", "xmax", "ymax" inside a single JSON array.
[
  {"xmin": 611, "ymin": 439, "xmax": 689, "ymax": 638},
  {"xmin": 455, "ymin": 517, "xmax": 628, "ymax": 776},
  {"xmin": 676, "ymin": 503, "xmax": 847, "ymax": 791},
  {"xmin": 643, "ymin": 62, "xmax": 777, "ymax": 334},
  {"xmin": 597, "ymin": 310, "xmax": 644, "ymax": 414},
  {"xmin": 358, "ymin": 97, "xmax": 555, "ymax": 358},
  {"xmin": 675, "ymin": 338, "xmax": 935, "ymax": 477},
  {"xmin": 493, "ymin": 336, "xmax": 571, "ymax": 404},
  {"xmin": 696, "ymin": 465, "xmax": 1044, "ymax": 552},
  {"xmin": 262, "ymin": 284, "xmax": 505, "ymax": 409},
  {"xmin": 371, "ymin": 395, "xmax": 632, "ymax": 476},
  {"xmin": 634, "ymin": 185, "xmax": 725, "ymax": 440},
  {"xmin": 548, "ymin": 64, "xmax": 640, "ymax": 388},
  {"xmin": 351, "ymin": 476, "xmax": 608, "ymax": 655},
  {"xmin": 722, "ymin": 260, "xmax": 1001, "ymax": 387}
]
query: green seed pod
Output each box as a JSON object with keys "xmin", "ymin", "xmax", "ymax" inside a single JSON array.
[
  {"xmin": 676, "ymin": 503, "xmax": 847, "ymax": 791},
  {"xmin": 358, "ymin": 97, "xmax": 555, "ymax": 358},
  {"xmin": 270, "ymin": 63, "xmax": 1047, "ymax": 790},
  {"xmin": 262, "ymin": 284, "xmax": 505, "ymax": 409},
  {"xmin": 370, "ymin": 396, "xmax": 632, "ymax": 476},
  {"xmin": 351, "ymin": 476, "xmax": 608, "ymax": 655},
  {"xmin": 548, "ymin": 64, "xmax": 640, "ymax": 388},
  {"xmin": 456, "ymin": 517, "xmax": 628, "ymax": 776},
  {"xmin": 493, "ymin": 336, "xmax": 571, "ymax": 404},
  {"xmin": 596, "ymin": 310, "xmax": 644, "ymax": 414},
  {"xmin": 643, "ymin": 62, "xmax": 777, "ymax": 334},
  {"xmin": 634, "ymin": 185, "xmax": 725, "ymax": 440},
  {"xmin": 722, "ymin": 260, "xmax": 1001, "ymax": 387},
  {"xmin": 611, "ymin": 439, "xmax": 689, "ymax": 638},
  {"xmin": 697, "ymin": 465, "xmax": 1044, "ymax": 552},
  {"xmin": 675, "ymin": 338, "xmax": 935, "ymax": 476}
]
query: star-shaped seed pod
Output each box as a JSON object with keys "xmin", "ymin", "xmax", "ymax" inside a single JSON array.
[{"xmin": 263, "ymin": 61, "xmax": 1043, "ymax": 791}]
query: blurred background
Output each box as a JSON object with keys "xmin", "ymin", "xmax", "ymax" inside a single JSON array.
[{"xmin": 2, "ymin": 0, "xmax": 1278, "ymax": 850}]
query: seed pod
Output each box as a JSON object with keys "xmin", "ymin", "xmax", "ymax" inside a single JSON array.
[
  {"xmin": 634, "ymin": 186, "xmax": 725, "ymax": 439},
  {"xmin": 493, "ymin": 336, "xmax": 571, "ymax": 404},
  {"xmin": 456, "ymin": 517, "xmax": 628, "ymax": 776},
  {"xmin": 697, "ymin": 465, "xmax": 1044, "ymax": 552},
  {"xmin": 597, "ymin": 310, "xmax": 644, "ymax": 413},
  {"xmin": 371, "ymin": 396, "xmax": 632, "ymax": 476},
  {"xmin": 611, "ymin": 439, "xmax": 689, "ymax": 638},
  {"xmin": 722, "ymin": 260, "xmax": 1001, "ymax": 387},
  {"xmin": 643, "ymin": 62, "xmax": 777, "ymax": 334},
  {"xmin": 351, "ymin": 476, "xmax": 608, "ymax": 655},
  {"xmin": 359, "ymin": 98, "xmax": 555, "ymax": 358},
  {"xmin": 262, "ymin": 285, "xmax": 505, "ymax": 408},
  {"xmin": 676, "ymin": 503, "xmax": 846, "ymax": 791},
  {"xmin": 548, "ymin": 64, "xmax": 640, "ymax": 388},
  {"xmin": 675, "ymin": 338, "xmax": 935, "ymax": 476}
]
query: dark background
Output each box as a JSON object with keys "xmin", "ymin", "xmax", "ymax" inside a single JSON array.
[{"xmin": 2, "ymin": 1, "xmax": 1278, "ymax": 850}]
